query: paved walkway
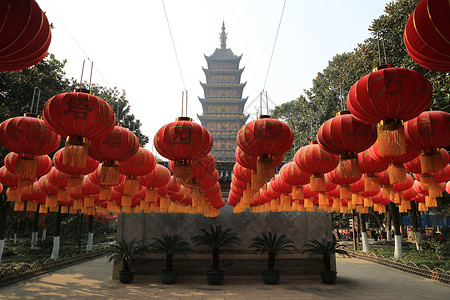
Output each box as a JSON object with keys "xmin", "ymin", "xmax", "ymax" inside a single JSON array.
[{"xmin": 0, "ymin": 257, "xmax": 448, "ymax": 299}]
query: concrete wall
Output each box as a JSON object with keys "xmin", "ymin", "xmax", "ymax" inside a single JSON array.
[{"xmin": 114, "ymin": 204, "xmax": 334, "ymax": 278}]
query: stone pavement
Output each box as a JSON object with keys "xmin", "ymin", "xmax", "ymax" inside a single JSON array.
[{"xmin": 0, "ymin": 256, "xmax": 448, "ymax": 300}]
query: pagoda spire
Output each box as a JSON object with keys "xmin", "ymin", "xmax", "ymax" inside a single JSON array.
[{"xmin": 220, "ymin": 21, "xmax": 227, "ymax": 49}]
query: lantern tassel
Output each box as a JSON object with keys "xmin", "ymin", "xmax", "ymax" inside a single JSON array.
[
  {"xmin": 67, "ymin": 175, "xmax": 83, "ymax": 193},
  {"xmin": 388, "ymin": 164, "xmax": 407, "ymax": 184},
  {"xmin": 292, "ymin": 185, "xmax": 304, "ymax": 200},
  {"xmin": 84, "ymin": 195, "xmax": 95, "ymax": 208},
  {"xmin": 99, "ymin": 187, "xmax": 112, "ymax": 201},
  {"xmin": 256, "ymin": 156, "xmax": 275, "ymax": 189},
  {"xmin": 145, "ymin": 188, "xmax": 158, "ymax": 203},
  {"xmin": 173, "ymin": 161, "xmax": 193, "ymax": 185},
  {"xmin": 364, "ymin": 174, "xmax": 380, "ymax": 192},
  {"xmin": 310, "ymin": 174, "xmax": 326, "ymax": 192},
  {"xmin": 122, "ymin": 195, "xmax": 132, "ymax": 207},
  {"xmin": 7, "ymin": 188, "xmax": 21, "ymax": 202},
  {"xmin": 339, "ymin": 185, "xmax": 352, "ymax": 199},
  {"xmin": 420, "ymin": 150, "xmax": 443, "ymax": 174},
  {"xmin": 14, "ymin": 202, "xmax": 25, "ymax": 211},
  {"xmin": 101, "ymin": 162, "xmax": 120, "ymax": 185},
  {"xmin": 14, "ymin": 155, "xmax": 37, "ymax": 178},
  {"xmin": 377, "ymin": 119, "xmax": 406, "ymax": 156},
  {"xmin": 339, "ymin": 154, "xmax": 360, "ymax": 178},
  {"xmin": 124, "ymin": 177, "xmax": 140, "ymax": 195},
  {"xmin": 63, "ymin": 136, "xmax": 89, "ymax": 168}
]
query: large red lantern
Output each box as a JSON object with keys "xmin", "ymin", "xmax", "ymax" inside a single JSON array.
[
  {"xmin": 294, "ymin": 141, "xmax": 339, "ymax": 192},
  {"xmin": 0, "ymin": 114, "xmax": 60, "ymax": 178},
  {"xmin": 404, "ymin": 111, "xmax": 450, "ymax": 173},
  {"xmin": 347, "ymin": 66, "xmax": 432, "ymax": 156},
  {"xmin": 53, "ymin": 148, "xmax": 99, "ymax": 192},
  {"xmin": 154, "ymin": 117, "xmax": 212, "ymax": 182},
  {"xmin": 43, "ymin": 90, "xmax": 116, "ymax": 167},
  {"xmin": 358, "ymin": 149, "xmax": 388, "ymax": 192},
  {"xmin": 119, "ymin": 147, "xmax": 156, "ymax": 195},
  {"xmin": 369, "ymin": 141, "xmax": 420, "ymax": 184},
  {"xmin": 88, "ymin": 125, "xmax": 139, "ymax": 185},
  {"xmin": 0, "ymin": 0, "xmax": 51, "ymax": 71},
  {"xmin": 318, "ymin": 111, "xmax": 377, "ymax": 178},
  {"xmin": 237, "ymin": 116, "xmax": 293, "ymax": 188},
  {"xmin": 404, "ymin": 0, "xmax": 450, "ymax": 72}
]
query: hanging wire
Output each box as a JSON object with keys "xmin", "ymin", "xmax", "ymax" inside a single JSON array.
[
  {"xmin": 161, "ymin": 0, "xmax": 187, "ymax": 90},
  {"xmin": 181, "ymin": 91, "xmax": 184, "ymax": 117},
  {"xmin": 185, "ymin": 90, "xmax": 188, "ymax": 117},
  {"xmin": 79, "ymin": 60, "xmax": 85, "ymax": 87},
  {"xmin": 262, "ymin": 0, "xmax": 287, "ymax": 90},
  {"xmin": 88, "ymin": 61, "xmax": 94, "ymax": 91},
  {"xmin": 265, "ymin": 91, "xmax": 268, "ymax": 115},
  {"xmin": 34, "ymin": 88, "xmax": 41, "ymax": 115}
]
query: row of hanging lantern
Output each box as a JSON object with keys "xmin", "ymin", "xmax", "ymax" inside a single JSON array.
[
  {"xmin": 153, "ymin": 91, "xmax": 224, "ymax": 217},
  {"xmin": 228, "ymin": 0, "xmax": 450, "ymax": 214}
]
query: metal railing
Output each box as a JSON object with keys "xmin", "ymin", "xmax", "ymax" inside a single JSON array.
[
  {"xmin": 345, "ymin": 247, "xmax": 450, "ymax": 284},
  {"xmin": 0, "ymin": 249, "xmax": 106, "ymax": 287}
]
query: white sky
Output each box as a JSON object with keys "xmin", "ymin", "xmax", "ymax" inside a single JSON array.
[{"xmin": 38, "ymin": 0, "xmax": 391, "ymax": 151}]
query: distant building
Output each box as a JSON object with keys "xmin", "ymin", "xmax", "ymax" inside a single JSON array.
[{"xmin": 197, "ymin": 22, "xmax": 249, "ymax": 163}]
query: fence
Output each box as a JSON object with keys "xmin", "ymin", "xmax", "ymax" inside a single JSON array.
[
  {"xmin": 0, "ymin": 249, "xmax": 106, "ymax": 287},
  {"xmin": 345, "ymin": 247, "xmax": 450, "ymax": 284}
]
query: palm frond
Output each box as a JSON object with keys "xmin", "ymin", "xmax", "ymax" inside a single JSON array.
[{"xmin": 249, "ymin": 232, "xmax": 296, "ymax": 255}]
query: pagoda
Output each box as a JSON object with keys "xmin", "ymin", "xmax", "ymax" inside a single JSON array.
[{"xmin": 198, "ymin": 22, "xmax": 249, "ymax": 163}]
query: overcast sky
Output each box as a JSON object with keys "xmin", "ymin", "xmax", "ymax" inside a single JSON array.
[{"xmin": 38, "ymin": 0, "xmax": 391, "ymax": 150}]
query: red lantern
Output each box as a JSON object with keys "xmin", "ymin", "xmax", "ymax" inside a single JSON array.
[
  {"xmin": 413, "ymin": 165, "xmax": 450, "ymax": 197},
  {"xmin": 0, "ymin": 166, "xmax": 20, "ymax": 202},
  {"xmin": 347, "ymin": 66, "xmax": 432, "ymax": 156},
  {"xmin": 154, "ymin": 117, "xmax": 212, "ymax": 182},
  {"xmin": 369, "ymin": 141, "xmax": 420, "ymax": 184},
  {"xmin": 139, "ymin": 164, "xmax": 171, "ymax": 203},
  {"xmin": 404, "ymin": 111, "xmax": 450, "ymax": 173},
  {"xmin": 295, "ymin": 141, "xmax": 339, "ymax": 192},
  {"xmin": 237, "ymin": 116, "xmax": 293, "ymax": 188},
  {"xmin": 404, "ymin": 0, "xmax": 450, "ymax": 72},
  {"xmin": 358, "ymin": 149, "xmax": 388, "ymax": 192},
  {"xmin": 43, "ymin": 90, "xmax": 116, "ymax": 167},
  {"xmin": 38, "ymin": 174, "xmax": 59, "ymax": 209},
  {"xmin": 279, "ymin": 161, "xmax": 310, "ymax": 200},
  {"xmin": 119, "ymin": 147, "xmax": 156, "ymax": 195},
  {"xmin": 0, "ymin": 114, "xmax": 60, "ymax": 179},
  {"xmin": 88, "ymin": 125, "xmax": 139, "ymax": 185},
  {"xmin": 318, "ymin": 111, "xmax": 377, "ymax": 178},
  {"xmin": 0, "ymin": 0, "xmax": 51, "ymax": 71},
  {"xmin": 89, "ymin": 163, "xmax": 125, "ymax": 201},
  {"xmin": 53, "ymin": 148, "xmax": 99, "ymax": 193},
  {"xmin": 326, "ymin": 167, "xmax": 361, "ymax": 200}
]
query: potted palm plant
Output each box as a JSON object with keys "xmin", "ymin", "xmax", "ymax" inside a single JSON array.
[
  {"xmin": 191, "ymin": 225, "xmax": 241, "ymax": 285},
  {"xmin": 301, "ymin": 239, "xmax": 349, "ymax": 284},
  {"xmin": 149, "ymin": 234, "xmax": 191, "ymax": 284},
  {"xmin": 106, "ymin": 238, "xmax": 146, "ymax": 283},
  {"xmin": 249, "ymin": 231, "xmax": 296, "ymax": 284}
]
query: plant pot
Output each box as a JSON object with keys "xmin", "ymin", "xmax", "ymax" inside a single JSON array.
[
  {"xmin": 321, "ymin": 270, "xmax": 337, "ymax": 284},
  {"xmin": 262, "ymin": 270, "xmax": 280, "ymax": 285},
  {"xmin": 207, "ymin": 270, "xmax": 224, "ymax": 285},
  {"xmin": 160, "ymin": 269, "xmax": 177, "ymax": 284},
  {"xmin": 119, "ymin": 271, "xmax": 134, "ymax": 283}
]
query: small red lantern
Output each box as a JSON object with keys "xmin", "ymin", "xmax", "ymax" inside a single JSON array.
[
  {"xmin": 139, "ymin": 164, "xmax": 171, "ymax": 203},
  {"xmin": 43, "ymin": 90, "xmax": 116, "ymax": 167},
  {"xmin": 88, "ymin": 125, "xmax": 139, "ymax": 185},
  {"xmin": 404, "ymin": 0, "xmax": 450, "ymax": 72},
  {"xmin": 0, "ymin": 166, "xmax": 20, "ymax": 202},
  {"xmin": 38, "ymin": 174, "xmax": 59, "ymax": 209},
  {"xmin": 47, "ymin": 167, "xmax": 70, "ymax": 203},
  {"xmin": 279, "ymin": 161, "xmax": 310, "ymax": 200},
  {"xmin": 0, "ymin": 114, "xmax": 60, "ymax": 179},
  {"xmin": 347, "ymin": 66, "xmax": 432, "ymax": 156},
  {"xmin": 119, "ymin": 147, "xmax": 156, "ymax": 195},
  {"xmin": 53, "ymin": 148, "xmax": 99, "ymax": 193},
  {"xmin": 404, "ymin": 111, "xmax": 450, "ymax": 173},
  {"xmin": 326, "ymin": 167, "xmax": 361, "ymax": 200},
  {"xmin": 89, "ymin": 163, "xmax": 126, "ymax": 201},
  {"xmin": 369, "ymin": 141, "xmax": 420, "ymax": 184},
  {"xmin": 237, "ymin": 116, "xmax": 293, "ymax": 188},
  {"xmin": 294, "ymin": 141, "xmax": 339, "ymax": 192},
  {"xmin": 358, "ymin": 149, "xmax": 388, "ymax": 192},
  {"xmin": 154, "ymin": 117, "xmax": 212, "ymax": 182},
  {"xmin": 318, "ymin": 111, "xmax": 377, "ymax": 178},
  {"xmin": 0, "ymin": 0, "xmax": 52, "ymax": 71}
]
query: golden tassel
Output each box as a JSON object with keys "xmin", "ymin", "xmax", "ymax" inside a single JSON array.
[
  {"xmin": 340, "ymin": 206, "xmax": 347, "ymax": 213},
  {"xmin": 14, "ymin": 155, "xmax": 37, "ymax": 178},
  {"xmin": 425, "ymin": 196, "xmax": 437, "ymax": 208},
  {"xmin": 173, "ymin": 160, "xmax": 193, "ymax": 185},
  {"xmin": 420, "ymin": 173, "xmax": 436, "ymax": 186},
  {"xmin": 364, "ymin": 174, "xmax": 380, "ymax": 192},
  {"xmin": 17, "ymin": 178, "xmax": 34, "ymax": 194},
  {"xmin": 101, "ymin": 161, "xmax": 120, "ymax": 185},
  {"xmin": 73, "ymin": 199, "xmax": 83, "ymax": 210},
  {"xmin": 393, "ymin": 192, "xmax": 402, "ymax": 204},
  {"xmin": 388, "ymin": 164, "xmax": 407, "ymax": 184},
  {"xmin": 418, "ymin": 202, "xmax": 427, "ymax": 211},
  {"xmin": 256, "ymin": 155, "xmax": 275, "ymax": 188},
  {"xmin": 7, "ymin": 188, "xmax": 21, "ymax": 202},
  {"xmin": 67, "ymin": 175, "xmax": 83, "ymax": 193},
  {"xmin": 340, "ymin": 185, "xmax": 352, "ymax": 199},
  {"xmin": 145, "ymin": 188, "xmax": 158, "ymax": 203},
  {"xmin": 45, "ymin": 196, "xmax": 57, "ymax": 208},
  {"xmin": 382, "ymin": 186, "xmax": 394, "ymax": 199},
  {"xmin": 420, "ymin": 149, "xmax": 443, "ymax": 174},
  {"xmin": 339, "ymin": 154, "xmax": 360, "ymax": 178},
  {"xmin": 377, "ymin": 119, "xmax": 406, "ymax": 156},
  {"xmin": 60, "ymin": 206, "xmax": 69, "ymax": 214},
  {"xmin": 69, "ymin": 206, "xmax": 78, "ymax": 214},
  {"xmin": 352, "ymin": 194, "xmax": 363, "ymax": 205},
  {"xmin": 270, "ymin": 199, "xmax": 279, "ymax": 212},
  {"xmin": 122, "ymin": 206, "xmax": 132, "ymax": 214},
  {"xmin": 99, "ymin": 187, "xmax": 112, "ymax": 201},
  {"xmin": 39, "ymin": 205, "xmax": 48, "ymax": 214},
  {"xmin": 26, "ymin": 201, "xmax": 37, "ymax": 212},
  {"xmin": 49, "ymin": 205, "xmax": 59, "ymax": 212},
  {"xmin": 319, "ymin": 193, "xmax": 328, "ymax": 206},
  {"xmin": 292, "ymin": 185, "xmax": 304, "ymax": 200},
  {"xmin": 160, "ymin": 196, "xmax": 170, "ymax": 212},
  {"xmin": 63, "ymin": 136, "xmax": 89, "ymax": 168},
  {"xmin": 364, "ymin": 197, "xmax": 373, "ymax": 207},
  {"xmin": 57, "ymin": 188, "xmax": 70, "ymax": 202},
  {"xmin": 14, "ymin": 201, "xmax": 25, "ymax": 211},
  {"xmin": 122, "ymin": 195, "xmax": 132, "ymax": 207},
  {"xmin": 310, "ymin": 174, "xmax": 326, "ymax": 192},
  {"xmin": 124, "ymin": 176, "xmax": 140, "ymax": 195},
  {"xmin": 84, "ymin": 195, "xmax": 95, "ymax": 208}
]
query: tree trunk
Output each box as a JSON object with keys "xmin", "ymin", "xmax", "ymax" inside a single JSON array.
[
  {"xmin": 86, "ymin": 215, "xmax": 94, "ymax": 251},
  {"xmin": 166, "ymin": 253, "xmax": 173, "ymax": 271},
  {"xmin": 14, "ymin": 219, "xmax": 19, "ymax": 244},
  {"xmin": 360, "ymin": 213, "xmax": 369, "ymax": 252},
  {"xmin": 0, "ymin": 191, "xmax": 10, "ymax": 267},
  {"xmin": 31, "ymin": 205, "xmax": 39, "ymax": 249},
  {"xmin": 386, "ymin": 209, "xmax": 392, "ymax": 241},
  {"xmin": 268, "ymin": 252, "xmax": 275, "ymax": 272},
  {"xmin": 352, "ymin": 211, "xmax": 357, "ymax": 251},
  {"xmin": 212, "ymin": 247, "xmax": 219, "ymax": 271},
  {"xmin": 51, "ymin": 206, "xmax": 62, "ymax": 260},
  {"xmin": 410, "ymin": 201, "xmax": 422, "ymax": 252},
  {"xmin": 77, "ymin": 211, "xmax": 83, "ymax": 248},
  {"xmin": 389, "ymin": 202, "xmax": 402, "ymax": 258}
]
